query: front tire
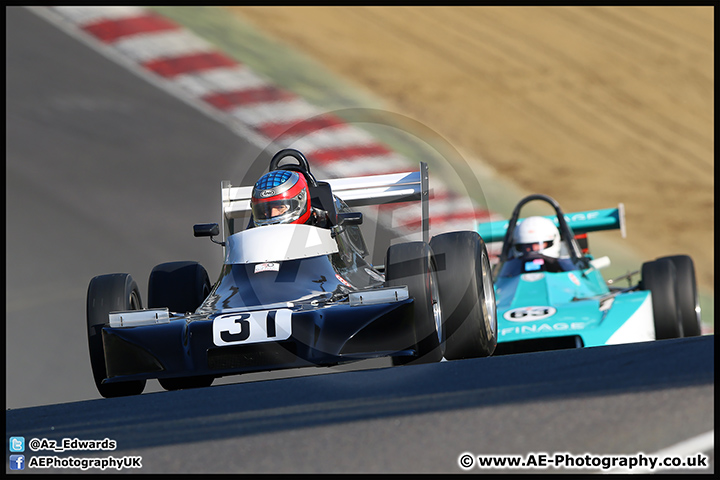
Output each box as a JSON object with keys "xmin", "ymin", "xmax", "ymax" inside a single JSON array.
[
  {"xmin": 147, "ymin": 261, "xmax": 211, "ymax": 313},
  {"xmin": 430, "ymin": 231, "xmax": 497, "ymax": 359},
  {"xmin": 641, "ymin": 259, "xmax": 683, "ymax": 339},
  {"xmin": 658, "ymin": 255, "xmax": 702, "ymax": 337},
  {"xmin": 86, "ymin": 273, "xmax": 147, "ymax": 398},
  {"xmin": 385, "ymin": 241, "xmax": 443, "ymax": 365}
]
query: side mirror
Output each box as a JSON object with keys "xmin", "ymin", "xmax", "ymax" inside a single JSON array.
[
  {"xmin": 337, "ymin": 212, "xmax": 363, "ymax": 226},
  {"xmin": 588, "ymin": 256, "xmax": 611, "ymax": 270},
  {"xmin": 193, "ymin": 223, "xmax": 224, "ymax": 246},
  {"xmin": 193, "ymin": 223, "xmax": 220, "ymax": 237}
]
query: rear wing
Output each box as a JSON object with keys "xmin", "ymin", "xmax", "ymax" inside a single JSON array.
[
  {"xmin": 477, "ymin": 204, "xmax": 626, "ymax": 243},
  {"xmin": 221, "ymin": 163, "xmax": 430, "ymax": 241}
]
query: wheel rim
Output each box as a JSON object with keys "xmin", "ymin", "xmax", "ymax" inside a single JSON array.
[
  {"xmin": 129, "ymin": 291, "xmax": 141, "ymax": 310},
  {"xmin": 692, "ymin": 280, "xmax": 702, "ymax": 332},
  {"xmin": 482, "ymin": 252, "xmax": 496, "ymax": 335},
  {"xmin": 694, "ymin": 302, "xmax": 702, "ymax": 328},
  {"xmin": 429, "ymin": 264, "xmax": 443, "ymax": 345}
]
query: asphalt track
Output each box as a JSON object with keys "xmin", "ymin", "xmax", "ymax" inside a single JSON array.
[
  {"xmin": 5, "ymin": 337, "xmax": 715, "ymax": 473},
  {"xmin": 5, "ymin": 6, "xmax": 714, "ymax": 474}
]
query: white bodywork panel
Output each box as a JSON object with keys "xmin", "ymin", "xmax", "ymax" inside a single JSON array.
[
  {"xmin": 348, "ymin": 287, "xmax": 409, "ymax": 306},
  {"xmin": 224, "ymin": 223, "xmax": 338, "ymax": 264},
  {"xmin": 604, "ymin": 294, "xmax": 656, "ymax": 344},
  {"xmin": 108, "ymin": 308, "xmax": 170, "ymax": 328}
]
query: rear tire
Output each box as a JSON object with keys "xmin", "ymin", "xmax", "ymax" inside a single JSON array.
[
  {"xmin": 148, "ymin": 261, "xmax": 211, "ymax": 313},
  {"xmin": 641, "ymin": 259, "xmax": 683, "ymax": 339},
  {"xmin": 658, "ymin": 255, "xmax": 702, "ymax": 337},
  {"xmin": 430, "ymin": 231, "xmax": 497, "ymax": 359},
  {"xmin": 385, "ymin": 242, "xmax": 443, "ymax": 365},
  {"xmin": 86, "ymin": 274, "xmax": 147, "ymax": 398}
]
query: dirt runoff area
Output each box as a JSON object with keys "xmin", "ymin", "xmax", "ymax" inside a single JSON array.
[{"xmin": 226, "ymin": 7, "xmax": 714, "ymax": 293}]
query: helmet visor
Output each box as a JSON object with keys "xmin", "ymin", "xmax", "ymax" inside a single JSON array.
[
  {"xmin": 514, "ymin": 240, "xmax": 554, "ymax": 255},
  {"xmin": 252, "ymin": 198, "xmax": 303, "ymax": 226}
]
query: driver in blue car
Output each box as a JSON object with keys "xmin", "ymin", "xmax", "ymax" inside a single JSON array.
[{"xmin": 250, "ymin": 170, "xmax": 329, "ymax": 227}]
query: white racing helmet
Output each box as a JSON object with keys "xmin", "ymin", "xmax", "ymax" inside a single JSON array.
[{"xmin": 512, "ymin": 216, "xmax": 561, "ymax": 258}]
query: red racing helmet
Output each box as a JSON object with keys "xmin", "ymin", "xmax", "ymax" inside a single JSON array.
[{"xmin": 251, "ymin": 170, "xmax": 311, "ymax": 226}]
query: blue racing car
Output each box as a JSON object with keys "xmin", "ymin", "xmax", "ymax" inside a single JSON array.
[
  {"xmin": 85, "ymin": 149, "xmax": 497, "ymax": 398},
  {"xmin": 477, "ymin": 194, "xmax": 702, "ymax": 355}
]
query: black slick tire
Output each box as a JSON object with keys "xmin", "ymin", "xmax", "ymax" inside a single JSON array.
[
  {"xmin": 86, "ymin": 273, "xmax": 147, "ymax": 398},
  {"xmin": 147, "ymin": 261, "xmax": 211, "ymax": 313},
  {"xmin": 385, "ymin": 241, "xmax": 443, "ymax": 365},
  {"xmin": 430, "ymin": 231, "xmax": 497, "ymax": 359},
  {"xmin": 641, "ymin": 259, "xmax": 683, "ymax": 339},
  {"xmin": 657, "ymin": 255, "xmax": 702, "ymax": 337}
]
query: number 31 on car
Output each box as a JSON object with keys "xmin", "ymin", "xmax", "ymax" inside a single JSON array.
[{"xmin": 212, "ymin": 309, "xmax": 293, "ymax": 346}]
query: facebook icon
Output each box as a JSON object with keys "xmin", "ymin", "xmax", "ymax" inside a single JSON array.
[{"xmin": 9, "ymin": 455, "xmax": 25, "ymax": 470}]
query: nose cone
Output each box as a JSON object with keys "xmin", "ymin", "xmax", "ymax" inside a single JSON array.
[{"xmin": 496, "ymin": 272, "xmax": 603, "ymax": 342}]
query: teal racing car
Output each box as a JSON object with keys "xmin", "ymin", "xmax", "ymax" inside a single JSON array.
[{"xmin": 477, "ymin": 194, "xmax": 702, "ymax": 355}]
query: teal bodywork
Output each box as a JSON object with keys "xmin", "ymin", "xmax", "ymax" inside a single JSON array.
[
  {"xmin": 479, "ymin": 195, "xmax": 655, "ymax": 354},
  {"xmin": 494, "ymin": 263, "xmax": 654, "ymax": 349},
  {"xmin": 477, "ymin": 205, "xmax": 626, "ymax": 243}
]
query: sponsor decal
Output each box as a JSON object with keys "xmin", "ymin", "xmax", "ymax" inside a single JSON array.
[
  {"xmin": 565, "ymin": 211, "xmax": 599, "ymax": 222},
  {"xmin": 568, "ymin": 272, "xmax": 581, "ymax": 286},
  {"xmin": 503, "ymin": 306, "xmax": 557, "ymax": 322},
  {"xmin": 255, "ymin": 262, "xmax": 280, "ymax": 273},
  {"xmin": 525, "ymin": 258, "xmax": 544, "ymax": 271},
  {"xmin": 260, "ymin": 189, "xmax": 275, "ymax": 197},
  {"xmin": 500, "ymin": 321, "xmax": 588, "ymax": 336},
  {"xmin": 213, "ymin": 309, "xmax": 292, "ymax": 346},
  {"xmin": 335, "ymin": 273, "xmax": 353, "ymax": 288}
]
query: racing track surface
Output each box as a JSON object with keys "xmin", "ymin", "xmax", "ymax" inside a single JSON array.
[
  {"xmin": 5, "ymin": 7, "xmax": 714, "ymax": 474},
  {"xmin": 6, "ymin": 6, "xmax": 260, "ymax": 407},
  {"xmin": 6, "ymin": 337, "xmax": 715, "ymax": 473}
]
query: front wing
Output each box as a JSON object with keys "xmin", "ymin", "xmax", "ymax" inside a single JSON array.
[{"xmin": 100, "ymin": 299, "xmax": 415, "ymax": 384}]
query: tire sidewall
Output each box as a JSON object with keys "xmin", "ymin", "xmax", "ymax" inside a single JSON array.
[
  {"xmin": 148, "ymin": 261, "xmax": 211, "ymax": 313},
  {"xmin": 658, "ymin": 255, "xmax": 701, "ymax": 337},
  {"xmin": 430, "ymin": 231, "xmax": 497, "ymax": 359},
  {"xmin": 641, "ymin": 259, "xmax": 682, "ymax": 339},
  {"xmin": 86, "ymin": 273, "xmax": 146, "ymax": 397}
]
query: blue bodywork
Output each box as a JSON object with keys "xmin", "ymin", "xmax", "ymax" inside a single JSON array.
[{"xmin": 100, "ymin": 222, "xmax": 418, "ymax": 384}]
